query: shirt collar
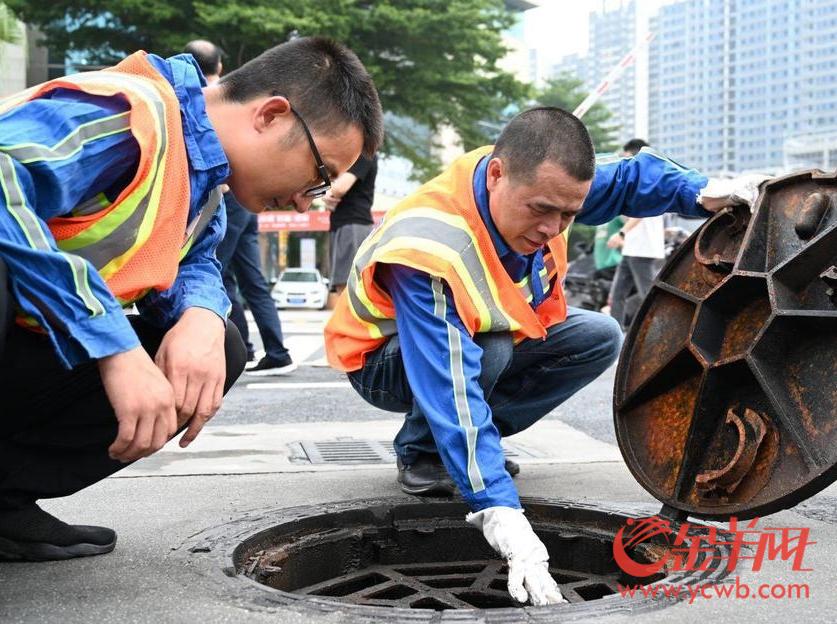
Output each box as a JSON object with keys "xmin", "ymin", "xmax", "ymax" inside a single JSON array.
[
  {"xmin": 146, "ymin": 53, "xmax": 230, "ymax": 187},
  {"xmin": 473, "ymin": 154, "xmax": 512, "ymax": 258}
]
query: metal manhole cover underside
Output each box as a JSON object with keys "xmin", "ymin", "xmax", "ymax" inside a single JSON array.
[{"xmin": 289, "ymin": 439, "xmax": 542, "ymax": 465}]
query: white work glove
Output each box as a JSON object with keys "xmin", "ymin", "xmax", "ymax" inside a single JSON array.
[
  {"xmin": 466, "ymin": 506, "xmax": 566, "ymax": 605},
  {"xmin": 697, "ymin": 173, "xmax": 770, "ymax": 212}
]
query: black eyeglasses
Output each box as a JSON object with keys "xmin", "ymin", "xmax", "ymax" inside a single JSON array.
[{"xmin": 289, "ymin": 106, "xmax": 332, "ymax": 198}]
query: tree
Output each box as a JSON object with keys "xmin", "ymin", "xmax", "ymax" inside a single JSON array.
[
  {"xmin": 534, "ymin": 73, "xmax": 617, "ymax": 154},
  {"xmin": 0, "ymin": 3, "xmax": 21, "ymax": 46},
  {"xmin": 6, "ymin": 0, "xmax": 528, "ymax": 180}
]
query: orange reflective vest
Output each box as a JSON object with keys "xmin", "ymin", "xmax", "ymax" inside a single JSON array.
[
  {"xmin": 0, "ymin": 51, "xmax": 219, "ymax": 310},
  {"xmin": 324, "ymin": 146, "xmax": 570, "ymax": 372}
]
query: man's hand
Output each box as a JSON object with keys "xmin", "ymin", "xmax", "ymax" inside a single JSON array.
[
  {"xmin": 466, "ymin": 507, "xmax": 566, "ymax": 605},
  {"xmin": 98, "ymin": 347, "xmax": 177, "ymax": 463},
  {"xmin": 607, "ymin": 232, "xmax": 624, "ymax": 249},
  {"xmin": 154, "ymin": 307, "xmax": 226, "ymax": 447},
  {"xmin": 698, "ymin": 174, "xmax": 770, "ymax": 213}
]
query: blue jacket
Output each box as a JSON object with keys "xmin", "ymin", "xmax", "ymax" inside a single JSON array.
[
  {"xmin": 0, "ymin": 54, "xmax": 231, "ymax": 369},
  {"xmin": 381, "ymin": 150, "xmax": 710, "ymax": 511}
]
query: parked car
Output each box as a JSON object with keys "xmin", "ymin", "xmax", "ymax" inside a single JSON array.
[{"xmin": 271, "ymin": 268, "xmax": 329, "ymax": 310}]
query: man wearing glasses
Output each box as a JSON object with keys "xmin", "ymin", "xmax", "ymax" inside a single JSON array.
[{"xmin": 0, "ymin": 37, "xmax": 383, "ymax": 561}]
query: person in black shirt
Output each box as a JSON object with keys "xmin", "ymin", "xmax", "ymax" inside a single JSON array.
[{"xmin": 323, "ymin": 154, "xmax": 378, "ymax": 294}]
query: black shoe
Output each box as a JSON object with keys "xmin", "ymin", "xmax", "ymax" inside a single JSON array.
[
  {"xmin": 505, "ymin": 459, "xmax": 520, "ymax": 478},
  {"xmin": 397, "ymin": 454, "xmax": 456, "ymax": 497},
  {"xmin": 0, "ymin": 504, "xmax": 116, "ymax": 561},
  {"xmin": 245, "ymin": 353, "xmax": 297, "ymax": 376}
]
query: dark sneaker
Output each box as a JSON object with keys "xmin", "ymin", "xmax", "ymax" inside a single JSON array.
[
  {"xmin": 397, "ymin": 454, "xmax": 456, "ymax": 497},
  {"xmin": 245, "ymin": 354, "xmax": 296, "ymax": 376},
  {"xmin": 505, "ymin": 459, "xmax": 520, "ymax": 478},
  {"xmin": 0, "ymin": 504, "xmax": 116, "ymax": 561}
]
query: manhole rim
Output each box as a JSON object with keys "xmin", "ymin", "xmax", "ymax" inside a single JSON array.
[{"xmin": 177, "ymin": 496, "xmax": 734, "ymax": 622}]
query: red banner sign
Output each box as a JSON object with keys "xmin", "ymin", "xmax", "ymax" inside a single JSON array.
[{"xmin": 257, "ymin": 210, "xmax": 386, "ymax": 232}]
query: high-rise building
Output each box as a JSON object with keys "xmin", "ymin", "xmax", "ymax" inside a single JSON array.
[
  {"xmin": 650, "ymin": 0, "xmax": 837, "ymax": 175},
  {"xmin": 588, "ymin": 1, "xmax": 638, "ymax": 146},
  {"xmin": 551, "ymin": 1, "xmax": 639, "ymax": 147}
]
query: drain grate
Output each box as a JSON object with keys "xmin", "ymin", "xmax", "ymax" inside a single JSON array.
[
  {"xmin": 289, "ymin": 438, "xmax": 541, "ymax": 465},
  {"xmin": 295, "ymin": 559, "xmax": 620, "ymax": 608}
]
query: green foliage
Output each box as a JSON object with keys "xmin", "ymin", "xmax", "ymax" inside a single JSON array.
[
  {"xmin": 534, "ymin": 72, "xmax": 618, "ymax": 154},
  {"xmin": 6, "ymin": 0, "xmax": 529, "ymax": 180},
  {"xmin": 0, "ymin": 3, "xmax": 22, "ymax": 46}
]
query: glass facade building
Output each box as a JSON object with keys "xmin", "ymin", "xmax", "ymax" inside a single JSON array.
[{"xmin": 650, "ymin": 0, "xmax": 837, "ymax": 174}]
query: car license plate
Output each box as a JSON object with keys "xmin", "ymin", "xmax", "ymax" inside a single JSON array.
[{"xmin": 289, "ymin": 297, "xmax": 305, "ymax": 304}]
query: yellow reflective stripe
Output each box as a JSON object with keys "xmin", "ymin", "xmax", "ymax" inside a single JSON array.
[
  {"xmin": 431, "ymin": 277, "xmax": 485, "ymax": 494},
  {"xmin": 515, "ymin": 274, "xmax": 535, "ymax": 302},
  {"xmin": 361, "ymin": 209, "xmax": 515, "ymax": 330},
  {"xmin": 0, "ymin": 153, "xmax": 106, "ymax": 316},
  {"xmin": 371, "ymin": 236, "xmax": 498, "ymax": 332},
  {"xmin": 1, "ymin": 111, "xmax": 131, "ymax": 163},
  {"xmin": 368, "ymin": 208, "xmax": 508, "ymax": 310},
  {"xmin": 55, "ymin": 72, "xmax": 168, "ymax": 281},
  {"xmin": 539, "ymin": 266, "xmax": 550, "ymax": 293},
  {"xmin": 347, "ymin": 265, "xmax": 389, "ymax": 339}
]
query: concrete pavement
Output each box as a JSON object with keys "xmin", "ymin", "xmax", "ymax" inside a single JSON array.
[{"xmin": 1, "ymin": 309, "xmax": 834, "ymax": 622}]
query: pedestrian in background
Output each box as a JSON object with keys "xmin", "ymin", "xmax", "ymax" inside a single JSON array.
[
  {"xmin": 607, "ymin": 138, "xmax": 666, "ymax": 329},
  {"xmin": 323, "ymin": 154, "xmax": 378, "ymax": 296},
  {"xmin": 184, "ymin": 40, "xmax": 296, "ymax": 376}
]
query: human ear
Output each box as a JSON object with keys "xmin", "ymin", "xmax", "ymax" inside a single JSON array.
[
  {"xmin": 254, "ymin": 95, "xmax": 292, "ymax": 133},
  {"xmin": 485, "ymin": 157, "xmax": 505, "ymax": 193}
]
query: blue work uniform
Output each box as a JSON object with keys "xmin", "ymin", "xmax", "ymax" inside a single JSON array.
[
  {"xmin": 382, "ymin": 150, "xmax": 710, "ymax": 510},
  {"xmin": 0, "ymin": 54, "xmax": 230, "ymax": 369}
]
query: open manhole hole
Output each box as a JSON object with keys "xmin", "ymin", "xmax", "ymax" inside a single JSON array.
[{"xmin": 185, "ymin": 498, "xmax": 734, "ymax": 620}]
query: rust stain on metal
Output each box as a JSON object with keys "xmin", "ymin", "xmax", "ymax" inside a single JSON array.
[
  {"xmin": 615, "ymin": 171, "xmax": 837, "ymax": 519},
  {"xmin": 719, "ymin": 298, "xmax": 771, "ymax": 360},
  {"xmin": 696, "ymin": 408, "xmax": 768, "ymax": 497}
]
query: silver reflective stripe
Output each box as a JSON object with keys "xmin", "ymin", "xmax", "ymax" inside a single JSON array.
[
  {"xmin": 183, "ymin": 186, "xmax": 223, "ymax": 251},
  {"xmin": 517, "ymin": 276, "xmax": 534, "ymax": 302},
  {"xmin": 346, "ymin": 264, "xmax": 397, "ymax": 336},
  {"xmin": 72, "ymin": 193, "xmax": 111, "ymax": 217},
  {"xmin": 539, "ymin": 266, "xmax": 550, "ymax": 293},
  {"xmin": 55, "ymin": 73, "xmax": 169, "ymax": 269},
  {"xmin": 355, "ymin": 216, "xmax": 510, "ymax": 331},
  {"xmin": 0, "ymin": 153, "xmax": 106, "ymax": 316},
  {"xmin": 431, "ymin": 277, "xmax": 486, "ymax": 494},
  {"xmin": 1, "ymin": 112, "xmax": 130, "ymax": 163}
]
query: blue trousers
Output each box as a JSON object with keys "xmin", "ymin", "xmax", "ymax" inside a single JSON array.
[
  {"xmin": 348, "ymin": 307, "xmax": 623, "ymax": 463},
  {"xmin": 215, "ymin": 193, "xmax": 288, "ymax": 361}
]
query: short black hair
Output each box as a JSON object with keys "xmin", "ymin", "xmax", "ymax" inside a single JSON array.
[
  {"xmin": 493, "ymin": 107, "xmax": 595, "ymax": 182},
  {"xmin": 622, "ymin": 138, "xmax": 649, "ymax": 155},
  {"xmin": 219, "ymin": 37, "xmax": 384, "ymax": 158},
  {"xmin": 183, "ymin": 40, "xmax": 222, "ymax": 78}
]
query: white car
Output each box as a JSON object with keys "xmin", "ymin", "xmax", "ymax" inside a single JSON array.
[{"xmin": 272, "ymin": 268, "xmax": 330, "ymax": 310}]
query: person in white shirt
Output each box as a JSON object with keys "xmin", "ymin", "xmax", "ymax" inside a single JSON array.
[{"xmin": 606, "ymin": 139, "xmax": 666, "ymax": 329}]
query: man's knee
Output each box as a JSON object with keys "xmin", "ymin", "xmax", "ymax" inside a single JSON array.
[
  {"xmin": 474, "ymin": 331, "xmax": 513, "ymax": 386},
  {"xmin": 591, "ymin": 313, "xmax": 624, "ymax": 367},
  {"xmin": 223, "ymin": 320, "xmax": 247, "ymax": 393}
]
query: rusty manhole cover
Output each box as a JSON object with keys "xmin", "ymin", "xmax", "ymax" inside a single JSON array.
[
  {"xmin": 615, "ymin": 170, "xmax": 837, "ymax": 521},
  {"xmin": 180, "ymin": 498, "xmax": 734, "ymax": 621}
]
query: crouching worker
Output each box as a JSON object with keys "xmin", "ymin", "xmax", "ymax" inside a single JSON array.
[
  {"xmin": 0, "ymin": 36, "xmax": 383, "ymax": 561},
  {"xmin": 325, "ymin": 107, "xmax": 762, "ymax": 605}
]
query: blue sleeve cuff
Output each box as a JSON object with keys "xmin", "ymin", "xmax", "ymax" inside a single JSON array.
[
  {"xmin": 51, "ymin": 310, "xmax": 140, "ymax": 369},
  {"xmin": 463, "ymin": 476, "xmax": 522, "ymax": 511}
]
